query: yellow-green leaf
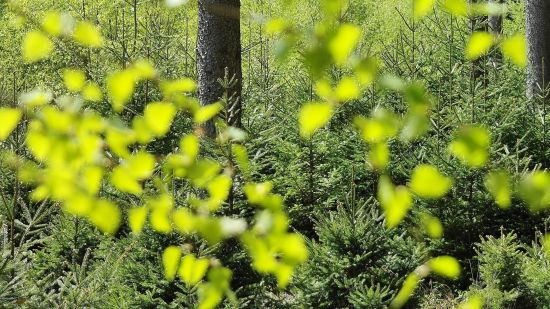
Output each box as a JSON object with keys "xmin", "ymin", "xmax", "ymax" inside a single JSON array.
[
  {"xmin": 63, "ymin": 69, "xmax": 86, "ymax": 92},
  {"xmin": 0, "ymin": 108, "xmax": 22, "ymax": 141},
  {"xmin": 194, "ymin": 103, "xmax": 223, "ymax": 124},
  {"xmin": 378, "ymin": 176, "xmax": 413, "ymax": 228},
  {"xmin": 334, "ymin": 77, "xmax": 360, "ymax": 102},
  {"xmin": 519, "ymin": 171, "xmax": 550, "ymax": 212},
  {"xmin": 466, "ymin": 32, "xmax": 495, "ymax": 60},
  {"xmin": 369, "ymin": 142, "xmax": 389, "ymax": 170},
  {"xmin": 414, "ymin": 0, "xmax": 436, "ymax": 18},
  {"xmin": 41, "ymin": 12, "xmax": 64, "ymax": 37},
  {"xmin": 22, "ymin": 31, "xmax": 54, "ymax": 63},
  {"xmin": 73, "ymin": 21, "xmax": 104, "ymax": 48},
  {"xmin": 163, "ymin": 246, "xmax": 182, "ymax": 281},
  {"xmin": 428, "ymin": 256, "xmax": 461, "ymax": 279},
  {"xmin": 448, "ymin": 125, "xmax": 490, "ymax": 168},
  {"xmin": 107, "ymin": 70, "xmax": 136, "ymax": 112},
  {"xmin": 88, "ymin": 200, "xmax": 121, "ymax": 235},
  {"xmin": 299, "ymin": 102, "xmax": 333, "ymax": 138},
  {"xmin": 456, "ymin": 295, "xmax": 484, "ymax": 309},
  {"xmin": 329, "ymin": 24, "xmax": 361, "ymax": 66},
  {"xmin": 390, "ymin": 273, "xmax": 420, "ymax": 309},
  {"xmin": 501, "ymin": 34, "xmax": 527, "ymax": 68},
  {"xmin": 485, "ymin": 170, "xmax": 511, "ymax": 209},
  {"xmin": 410, "ymin": 164, "xmax": 452, "ymax": 199},
  {"xmin": 144, "ymin": 102, "xmax": 176, "ymax": 136},
  {"xmin": 179, "ymin": 254, "xmax": 210, "ymax": 285},
  {"xmin": 420, "ymin": 213, "xmax": 443, "ymax": 239},
  {"xmin": 82, "ymin": 82, "xmax": 103, "ymax": 102},
  {"xmin": 442, "ymin": 0, "xmax": 468, "ymax": 16},
  {"xmin": 128, "ymin": 207, "xmax": 148, "ymax": 234}
]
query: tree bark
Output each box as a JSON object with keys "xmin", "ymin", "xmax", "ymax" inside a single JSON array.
[
  {"xmin": 197, "ymin": 0, "xmax": 243, "ymax": 138},
  {"xmin": 488, "ymin": 0, "xmax": 503, "ymax": 68},
  {"xmin": 526, "ymin": 0, "xmax": 550, "ymax": 99}
]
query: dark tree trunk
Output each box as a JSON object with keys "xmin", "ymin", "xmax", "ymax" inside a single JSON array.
[
  {"xmin": 197, "ymin": 0, "xmax": 243, "ymax": 138},
  {"xmin": 526, "ymin": 0, "xmax": 550, "ymax": 99},
  {"xmin": 488, "ymin": 0, "xmax": 504, "ymax": 68}
]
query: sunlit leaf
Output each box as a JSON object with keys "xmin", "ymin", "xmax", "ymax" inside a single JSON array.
[
  {"xmin": 390, "ymin": 273, "xmax": 420, "ymax": 309},
  {"xmin": 421, "ymin": 213, "xmax": 443, "ymax": 239},
  {"xmin": 179, "ymin": 254, "xmax": 210, "ymax": 285},
  {"xmin": 378, "ymin": 175, "xmax": 413, "ymax": 228},
  {"xmin": 232, "ymin": 144, "xmax": 250, "ymax": 176},
  {"xmin": 0, "ymin": 108, "xmax": 22, "ymax": 141},
  {"xmin": 128, "ymin": 206, "xmax": 148, "ymax": 234},
  {"xmin": 334, "ymin": 77, "xmax": 360, "ymax": 102},
  {"xmin": 73, "ymin": 21, "xmax": 104, "ymax": 48},
  {"xmin": 413, "ymin": 0, "xmax": 436, "ymax": 18},
  {"xmin": 63, "ymin": 69, "xmax": 86, "ymax": 92},
  {"xmin": 485, "ymin": 170, "xmax": 511, "ymax": 209},
  {"xmin": 518, "ymin": 171, "xmax": 550, "ymax": 212},
  {"xmin": 194, "ymin": 103, "xmax": 223, "ymax": 124},
  {"xmin": 173, "ymin": 208, "xmax": 195, "ymax": 233},
  {"xmin": 368, "ymin": 142, "xmax": 389, "ymax": 170},
  {"xmin": 410, "ymin": 164, "xmax": 452, "ymax": 199},
  {"xmin": 88, "ymin": 200, "xmax": 121, "ymax": 235},
  {"xmin": 82, "ymin": 82, "xmax": 103, "ymax": 102},
  {"xmin": 22, "ymin": 30, "xmax": 53, "ymax": 63},
  {"xmin": 162, "ymin": 246, "xmax": 182, "ymax": 281},
  {"xmin": 299, "ymin": 102, "xmax": 333, "ymax": 138},
  {"xmin": 466, "ymin": 32, "xmax": 494, "ymax": 60},
  {"xmin": 448, "ymin": 125, "xmax": 490, "ymax": 168},
  {"xmin": 144, "ymin": 102, "xmax": 176, "ymax": 136},
  {"xmin": 428, "ymin": 256, "xmax": 461, "ymax": 279},
  {"xmin": 501, "ymin": 34, "xmax": 527, "ymax": 68},
  {"xmin": 456, "ymin": 295, "xmax": 484, "ymax": 309},
  {"xmin": 329, "ymin": 24, "xmax": 361, "ymax": 66},
  {"xmin": 442, "ymin": 0, "xmax": 468, "ymax": 16},
  {"xmin": 107, "ymin": 70, "xmax": 136, "ymax": 112}
]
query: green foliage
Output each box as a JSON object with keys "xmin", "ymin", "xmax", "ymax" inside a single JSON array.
[{"xmin": 292, "ymin": 196, "xmax": 428, "ymax": 308}]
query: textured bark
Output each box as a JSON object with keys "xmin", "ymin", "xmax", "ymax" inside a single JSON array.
[
  {"xmin": 526, "ymin": 0, "xmax": 550, "ymax": 99},
  {"xmin": 197, "ymin": 0, "xmax": 242, "ymax": 138},
  {"xmin": 488, "ymin": 0, "xmax": 504, "ymax": 67},
  {"xmin": 470, "ymin": 0, "xmax": 488, "ymax": 80}
]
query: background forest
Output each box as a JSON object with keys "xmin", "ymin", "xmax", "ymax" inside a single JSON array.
[{"xmin": 0, "ymin": 0, "xmax": 549, "ymax": 308}]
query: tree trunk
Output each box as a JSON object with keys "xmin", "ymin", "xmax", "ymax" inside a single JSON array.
[
  {"xmin": 197, "ymin": 0, "xmax": 243, "ymax": 138},
  {"xmin": 526, "ymin": 0, "xmax": 550, "ymax": 99},
  {"xmin": 488, "ymin": 0, "xmax": 503, "ymax": 68}
]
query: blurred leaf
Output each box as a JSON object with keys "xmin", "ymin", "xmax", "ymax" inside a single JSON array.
[
  {"xmin": 448, "ymin": 125, "xmax": 490, "ymax": 168},
  {"xmin": 299, "ymin": 102, "xmax": 333, "ymax": 138},
  {"xmin": 410, "ymin": 164, "xmax": 452, "ymax": 199},
  {"xmin": 485, "ymin": 170, "xmax": 512, "ymax": 209},
  {"xmin": 22, "ymin": 30, "xmax": 53, "ymax": 63},
  {"xmin": 194, "ymin": 103, "xmax": 223, "ymax": 124},
  {"xmin": 179, "ymin": 254, "xmax": 210, "ymax": 285},
  {"xmin": 63, "ymin": 69, "xmax": 86, "ymax": 92},
  {"xmin": 413, "ymin": 0, "xmax": 436, "ymax": 18},
  {"xmin": 466, "ymin": 32, "xmax": 494, "ymax": 60},
  {"xmin": 329, "ymin": 24, "xmax": 361, "ymax": 66},
  {"xmin": 128, "ymin": 206, "xmax": 148, "ymax": 234},
  {"xmin": 421, "ymin": 213, "xmax": 443, "ymax": 239},
  {"xmin": 73, "ymin": 21, "xmax": 104, "ymax": 48},
  {"xmin": 144, "ymin": 102, "xmax": 176, "ymax": 136},
  {"xmin": 390, "ymin": 273, "xmax": 420, "ymax": 309},
  {"xmin": 519, "ymin": 171, "xmax": 550, "ymax": 212},
  {"xmin": 107, "ymin": 70, "xmax": 136, "ymax": 112},
  {"xmin": 162, "ymin": 246, "xmax": 182, "ymax": 281},
  {"xmin": 0, "ymin": 108, "xmax": 22, "ymax": 141},
  {"xmin": 428, "ymin": 256, "xmax": 461, "ymax": 279},
  {"xmin": 501, "ymin": 34, "xmax": 527, "ymax": 68},
  {"xmin": 88, "ymin": 200, "xmax": 121, "ymax": 235},
  {"xmin": 456, "ymin": 295, "xmax": 484, "ymax": 309},
  {"xmin": 378, "ymin": 175, "xmax": 413, "ymax": 228}
]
